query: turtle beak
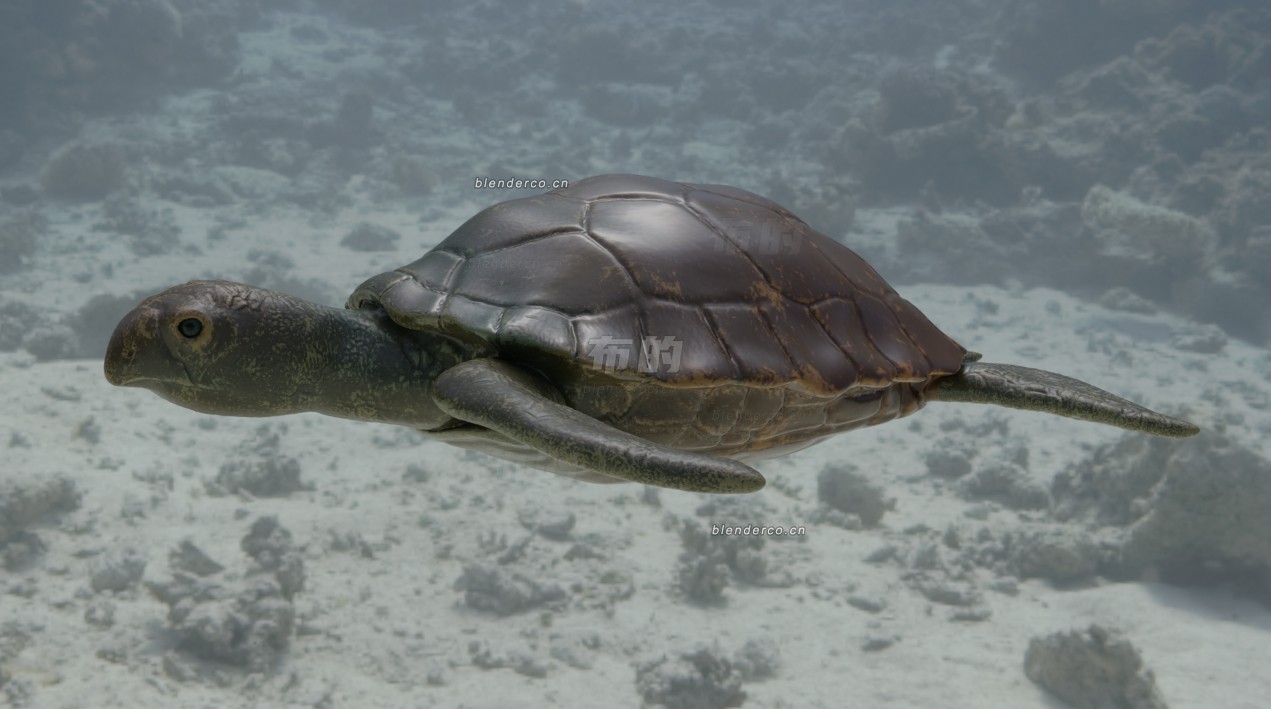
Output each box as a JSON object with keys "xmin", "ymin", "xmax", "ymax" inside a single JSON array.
[{"xmin": 104, "ymin": 305, "xmax": 183, "ymax": 387}]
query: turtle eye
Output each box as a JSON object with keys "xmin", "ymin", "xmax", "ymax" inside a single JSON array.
[{"xmin": 177, "ymin": 318, "xmax": 204, "ymax": 338}]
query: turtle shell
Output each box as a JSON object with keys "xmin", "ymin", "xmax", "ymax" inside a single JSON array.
[
  {"xmin": 350, "ymin": 174, "xmax": 965, "ymax": 398},
  {"xmin": 350, "ymin": 174, "xmax": 970, "ymax": 465}
]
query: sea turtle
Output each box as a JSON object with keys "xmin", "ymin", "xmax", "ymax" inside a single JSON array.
[{"xmin": 104, "ymin": 174, "xmax": 1198, "ymax": 493}]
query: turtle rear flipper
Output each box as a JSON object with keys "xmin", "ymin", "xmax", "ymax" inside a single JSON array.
[
  {"xmin": 929, "ymin": 361, "xmax": 1200, "ymax": 438},
  {"xmin": 431, "ymin": 358, "xmax": 767, "ymax": 493}
]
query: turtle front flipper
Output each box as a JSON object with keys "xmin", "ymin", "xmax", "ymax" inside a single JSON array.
[
  {"xmin": 431, "ymin": 358, "xmax": 766, "ymax": 493},
  {"xmin": 929, "ymin": 361, "xmax": 1200, "ymax": 438}
]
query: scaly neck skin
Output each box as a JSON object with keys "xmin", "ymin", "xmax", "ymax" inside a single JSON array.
[
  {"xmin": 108, "ymin": 280, "xmax": 464, "ymax": 429},
  {"xmin": 283, "ymin": 304, "xmax": 459, "ymax": 429}
]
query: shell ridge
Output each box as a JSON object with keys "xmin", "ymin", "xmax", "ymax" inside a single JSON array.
[
  {"xmin": 797, "ymin": 236, "xmax": 921, "ymax": 380},
  {"xmin": 848, "ymin": 291, "xmax": 903, "ymax": 376},
  {"xmin": 404, "ymin": 251, "xmax": 466, "ymax": 321},
  {"xmin": 678, "ymin": 189, "xmax": 789, "ymax": 299},
  {"xmin": 576, "ymin": 204, "xmax": 646, "ymax": 304},
  {"xmin": 649, "ymin": 302, "xmax": 738, "ymax": 385},
  {"xmin": 883, "ymin": 293, "xmax": 936, "ymax": 375},
  {"xmin": 809, "ymin": 299, "xmax": 864, "ymax": 384},
  {"xmin": 493, "ymin": 303, "xmax": 511, "ymax": 339},
  {"xmin": 395, "ymin": 267, "xmax": 449, "ymax": 295},
  {"xmin": 374, "ymin": 272, "xmax": 414, "ymax": 298},
  {"xmin": 576, "ymin": 199, "xmax": 651, "ymax": 348},
  {"xmin": 434, "ymin": 265, "xmax": 461, "ymax": 324},
  {"xmin": 682, "ymin": 186, "xmax": 914, "ymax": 392},
  {"xmin": 801, "ymin": 235, "xmax": 880, "ymax": 295},
  {"xmin": 698, "ymin": 306, "xmax": 742, "ymax": 381},
  {"xmin": 569, "ymin": 302, "xmax": 642, "ymax": 370},
  {"xmin": 462, "ymin": 227, "xmax": 590, "ymax": 256},
  {"xmin": 753, "ymin": 304, "xmax": 799, "ymax": 379}
]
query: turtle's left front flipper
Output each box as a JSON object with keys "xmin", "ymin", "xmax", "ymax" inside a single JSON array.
[
  {"xmin": 431, "ymin": 358, "xmax": 766, "ymax": 493},
  {"xmin": 928, "ymin": 361, "xmax": 1200, "ymax": 438}
]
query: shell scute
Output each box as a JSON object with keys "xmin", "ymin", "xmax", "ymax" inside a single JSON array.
[
  {"xmin": 757, "ymin": 299, "xmax": 857, "ymax": 393},
  {"xmin": 453, "ymin": 230, "xmax": 629, "ymax": 312},
  {"xmin": 703, "ymin": 303, "xmax": 799, "ymax": 386},
  {"xmin": 808, "ymin": 298, "xmax": 895, "ymax": 385},
  {"xmin": 634, "ymin": 300, "xmax": 730, "ymax": 381},
  {"xmin": 586, "ymin": 197, "xmax": 761, "ymax": 304},
  {"xmin": 441, "ymin": 194, "xmax": 589, "ymax": 257},
  {"xmin": 496, "ymin": 307, "xmax": 576, "ymax": 362}
]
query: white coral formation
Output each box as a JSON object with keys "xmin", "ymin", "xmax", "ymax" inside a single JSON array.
[
  {"xmin": 1122, "ymin": 434, "xmax": 1271, "ymax": 579},
  {"xmin": 1081, "ymin": 184, "xmax": 1216, "ymax": 264},
  {"xmin": 1025, "ymin": 624, "xmax": 1169, "ymax": 709}
]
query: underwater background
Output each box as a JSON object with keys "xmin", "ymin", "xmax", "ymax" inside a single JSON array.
[{"xmin": 1, "ymin": 1, "xmax": 1270, "ymax": 707}]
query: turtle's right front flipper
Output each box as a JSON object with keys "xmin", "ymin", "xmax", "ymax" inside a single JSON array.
[
  {"xmin": 929, "ymin": 361, "xmax": 1200, "ymax": 438},
  {"xmin": 431, "ymin": 358, "xmax": 766, "ymax": 493}
]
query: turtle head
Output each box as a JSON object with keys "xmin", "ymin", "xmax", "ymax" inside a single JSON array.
[{"xmin": 105, "ymin": 280, "xmax": 460, "ymax": 427}]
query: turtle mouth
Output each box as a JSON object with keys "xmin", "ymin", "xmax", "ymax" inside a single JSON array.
[
  {"xmin": 104, "ymin": 305, "xmax": 194, "ymax": 388},
  {"xmin": 105, "ymin": 308, "xmax": 151, "ymax": 386}
]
